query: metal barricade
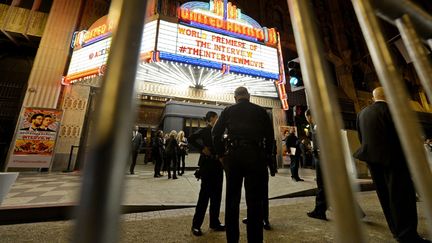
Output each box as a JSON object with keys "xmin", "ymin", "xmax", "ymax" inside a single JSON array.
[
  {"xmin": 288, "ymin": 0, "xmax": 432, "ymax": 241},
  {"xmin": 72, "ymin": 0, "xmax": 432, "ymax": 242},
  {"xmin": 351, "ymin": 0, "xmax": 432, "ymax": 238},
  {"xmin": 287, "ymin": 1, "xmax": 365, "ymax": 242},
  {"xmin": 72, "ymin": 0, "xmax": 148, "ymax": 243}
]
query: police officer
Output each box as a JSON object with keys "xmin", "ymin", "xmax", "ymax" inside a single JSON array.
[
  {"xmin": 212, "ymin": 87, "xmax": 274, "ymax": 243},
  {"xmin": 242, "ymin": 139, "xmax": 278, "ymax": 230},
  {"xmin": 306, "ymin": 109, "xmax": 365, "ymax": 221},
  {"xmin": 189, "ymin": 111, "xmax": 225, "ymax": 236},
  {"xmin": 304, "ymin": 109, "xmax": 327, "ymax": 220}
]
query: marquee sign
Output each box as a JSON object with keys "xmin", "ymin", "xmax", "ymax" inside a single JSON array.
[
  {"xmin": 156, "ymin": 20, "xmax": 279, "ymax": 79},
  {"xmin": 64, "ymin": 0, "xmax": 289, "ymax": 109},
  {"xmin": 178, "ymin": 1, "xmax": 277, "ymax": 45}
]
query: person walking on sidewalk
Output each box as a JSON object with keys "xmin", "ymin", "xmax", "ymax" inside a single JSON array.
[
  {"xmin": 354, "ymin": 87, "xmax": 430, "ymax": 243},
  {"xmin": 152, "ymin": 130, "xmax": 165, "ymax": 178},
  {"xmin": 129, "ymin": 125, "xmax": 143, "ymax": 175},
  {"xmin": 285, "ymin": 127, "xmax": 304, "ymax": 181},
  {"xmin": 189, "ymin": 111, "xmax": 225, "ymax": 236},
  {"xmin": 165, "ymin": 130, "xmax": 179, "ymax": 179},
  {"xmin": 177, "ymin": 131, "xmax": 188, "ymax": 176}
]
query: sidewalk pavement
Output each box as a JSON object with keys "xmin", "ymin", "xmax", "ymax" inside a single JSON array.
[
  {"xmin": 1, "ymin": 153, "xmax": 371, "ymax": 208},
  {"xmin": 1, "ymin": 164, "xmax": 319, "ymax": 208},
  {"xmin": 0, "ymin": 191, "xmax": 430, "ymax": 242},
  {"xmin": 2, "ymin": 154, "xmax": 430, "ymax": 242}
]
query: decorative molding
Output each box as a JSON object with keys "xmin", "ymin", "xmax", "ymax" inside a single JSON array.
[
  {"xmin": 62, "ymin": 97, "xmax": 88, "ymax": 110},
  {"xmin": 137, "ymin": 82, "xmax": 281, "ymax": 108},
  {"xmin": 58, "ymin": 125, "xmax": 82, "ymax": 138},
  {"xmin": 271, "ymin": 107, "xmax": 287, "ymax": 166}
]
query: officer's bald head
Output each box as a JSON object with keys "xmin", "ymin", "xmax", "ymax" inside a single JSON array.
[
  {"xmin": 234, "ymin": 86, "xmax": 250, "ymax": 103},
  {"xmin": 372, "ymin": 87, "xmax": 386, "ymax": 102}
]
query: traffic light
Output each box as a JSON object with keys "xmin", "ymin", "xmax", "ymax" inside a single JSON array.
[{"xmin": 287, "ymin": 60, "xmax": 304, "ymax": 91}]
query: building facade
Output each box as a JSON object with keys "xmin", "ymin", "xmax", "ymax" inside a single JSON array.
[{"xmin": 1, "ymin": 0, "xmax": 430, "ymax": 174}]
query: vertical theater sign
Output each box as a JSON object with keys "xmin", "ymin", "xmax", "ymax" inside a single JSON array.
[{"xmin": 64, "ymin": 0, "xmax": 288, "ymax": 110}]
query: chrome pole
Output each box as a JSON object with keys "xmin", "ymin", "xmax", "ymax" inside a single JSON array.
[
  {"xmin": 396, "ymin": 15, "xmax": 432, "ymax": 102},
  {"xmin": 373, "ymin": 0, "xmax": 432, "ymax": 41},
  {"xmin": 287, "ymin": 1, "xmax": 365, "ymax": 242},
  {"xmin": 72, "ymin": 0, "xmax": 148, "ymax": 242},
  {"xmin": 352, "ymin": 0, "xmax": 432, "ymax": 235}
]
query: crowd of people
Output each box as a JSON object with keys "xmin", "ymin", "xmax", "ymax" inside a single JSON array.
[
  {"xmin": 129, "ymin": 128, "xmax": 189, "ymax": 178},
  {"xmin": 127, "ymin": 86, "xmax": 429, "ymax": 243}
]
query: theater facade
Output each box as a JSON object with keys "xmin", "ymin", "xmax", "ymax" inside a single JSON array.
[{"xmin": 55, "ymin": 0, "xmax": 289, "ymax": 170}]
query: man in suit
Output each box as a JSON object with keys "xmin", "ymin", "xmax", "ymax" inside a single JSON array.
[
  {"xmin": 130, "ymin": 125, "xmax": 143, "ymax": 175},
  {"xmin": 285, "ymin": 127, "xmax": 304, "ymax": 182},
  {"xmin": 21, "ymin": 113, "xmax": 44, "ymax": 131},
  {"xmin": 212, "ymin": 87, "xmax": 274, "ymax": 243},
  {"xmin": 354, "ymin": 87, "xmax": 429, "ymax": 243}
]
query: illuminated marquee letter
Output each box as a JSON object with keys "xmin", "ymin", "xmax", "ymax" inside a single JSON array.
[
  {"xmin": 226, "ymin": 21, "xmax": 235, "ymax": 32},
  {"xmin": 216, "ymin": 18, "xmax": 224, "ymax": 28},
  {"xmin": 180, "ymin": 8, "xmax": 190, "ymax": 20},
  {"xmin": 227, "ymin": 2, "xmax": 238, "ymax": 19},
  {"xmin": 214, "ymin": 0, "xmax": 224, "ymax": 17}
]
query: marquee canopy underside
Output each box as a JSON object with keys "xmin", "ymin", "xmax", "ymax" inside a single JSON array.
[{"xmin": 136, "ymin": 60, "xmax": 278, "ymax": 98}]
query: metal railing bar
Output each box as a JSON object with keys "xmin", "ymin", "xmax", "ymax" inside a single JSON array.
[
  {"xmin": 72, "ymin": 0, "xmax": 148, "ymax": 242},
  {"xmin": 396, "ymin": 15, "xmax": 432, "ymax": 106},
  {"xmin": 352, "ymin": 0, "xmax": 432, "ymax": 237},
  {"xmin": 287, "ymin": 1, "xmax": 365, "ymax": 242},
  {"xmin": 373, "ymin": 0, "xmax": 432, "ymax": 41}
]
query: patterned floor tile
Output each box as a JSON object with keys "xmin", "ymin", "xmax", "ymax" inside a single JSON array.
[
  {"xmin": 27, "ymin": 195, "xmax": 65, "ymax": 204},
  {"xmin": 26, "ymin": 187, "xmax": 57, "ymax": 192},
  {"xmin": 13, "ymin": 192, "xmax": 47, "ymax": 197},
  {"xmin": 2, "ymin": 197, "xmax": 37, "ymax": 205},
  {"xmin": 41, "ymin": 191, "xmax": 71, "ymax": 196}
]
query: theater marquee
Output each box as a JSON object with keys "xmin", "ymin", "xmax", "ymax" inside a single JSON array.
[{"xmin": 64, "ymin": 0, "xmax": 288, "ymax": 109}]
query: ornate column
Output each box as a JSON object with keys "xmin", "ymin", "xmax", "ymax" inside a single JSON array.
[
  {"xmin": 272, "ymin": 107, "xmax": 287, "ymax": 167},
  {"xmin": 22, "ymin": 0, "xmax": 84, "ymax": 108},
  {"xmin": 52, "ymin": 85, "xmax": 90, "ymax": 171}
]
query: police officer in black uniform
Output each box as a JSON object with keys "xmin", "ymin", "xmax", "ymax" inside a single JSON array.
[
  {"xmin": 304, "ymin": 109, "xmax": 327, "ymax": 220},
  {"xmin": 190, "ymin": 111, "xmax": 225, "ymax": 236},
  {"xmin": 242, "ymin": 139, "xmax": 278, "ymax": 230},
  {"xmin": 305, "ymin": 109, "xmax": 365, "ymax": 221},
  {"xmin": 212, "ymin": 87, "xmax": 274, "ymax": 243}
]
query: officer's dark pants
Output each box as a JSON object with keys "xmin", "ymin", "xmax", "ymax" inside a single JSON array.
[
  {"xmin": 129, "ymin": 149, "xmax": 139, "ymax": 174},
  {"xmin": 192, "ymin": 164, "xmax": 223, "ymax": 229},
  {"xmin": 224, "ymin": 146, "xmax": 266, "ymax": 243},
  {"xmin": 368, "ymin": 160, "xmax": 418, "ymax": 242},
  {"xmin": 313, "ymin": 155, "xmax": 327, "ymax": 214},
  {"xmin": 290, "ymin": 155, "xmax": 300, "ymax": 179}
]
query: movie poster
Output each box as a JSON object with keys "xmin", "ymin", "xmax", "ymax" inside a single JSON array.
[{"xmin": 7, "ymin": 108, "xmax": 63, "ymax": 168}]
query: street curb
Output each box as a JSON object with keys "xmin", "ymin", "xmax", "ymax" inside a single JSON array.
[{"xmin": 0, "ymin": 182, "xmax": 375, "ymax": 225}]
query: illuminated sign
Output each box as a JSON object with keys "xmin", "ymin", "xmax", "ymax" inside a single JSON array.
[
  {"xmin": 157, "ymin": 20, "xmax": 279, "ymax": 78},
  {"xmin": 64, "ymin": 0, "xmax": 288, "ymax": 110},
  {"xmin": 65, "ymin": 20, "xmax": 157, "ymax": 84},
  {"xmin": 178, "ymin": 0, "xmax": 277, "ymax": 45},
  {"xmin": 72, "ymin": 16, "xmax": 115, "ymax": 49}
]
